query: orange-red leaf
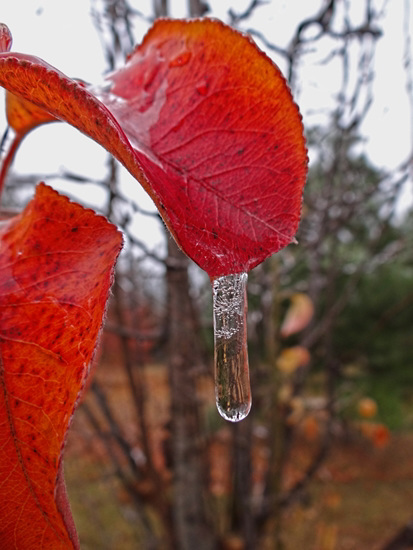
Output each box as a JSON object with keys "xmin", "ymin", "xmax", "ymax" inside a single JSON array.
[
  {"xmin": 0, "ymin": 18, "xmax": 307, "ymax": 277},
  {"xmin": 6, "ymin": 91, "xmax": 57, "ymax": 134},
  {"xmin": 0, "ymin": 23, "xmax": 12, "ymax": 53},
  {"xmin": 357, "ymin": 397, "xmax": 378, "ymax": 419},
  {"xmin": 0, "ymin": 183, "xmax": 122, "ymax": 549},
  {"xmin": 359, "ymin": 422, "xmax": 390, "ymax": 448}
]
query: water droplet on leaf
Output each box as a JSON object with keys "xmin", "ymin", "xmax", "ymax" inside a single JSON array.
[
  {"xmin": 195, "ymin": 81, "xmax": 209, "ymax": 96},
  {"xmin": 212, "ymin": 272, "xmax": 251, "ymax": 422},
  {"xmin": 169, "ymin": 51, "xmax": 191, "ymax": 68}
]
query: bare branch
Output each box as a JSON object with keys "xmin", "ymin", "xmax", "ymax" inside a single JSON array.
[
  {"xmin": 188, "ymin": 0, "xmax": 209, "ymax": 17},
  {"xmin": 154, "ymin": 0, "xmax": 168, "ymax": 18},
  {"xmin": 244, "ymin": 28, "xmax": 291, "ymax": 61},
  {"xmin": 90, "ymin": 0, "xmax": 140, "ymax": 71},
  {"xmin": 228, "ymin": 0, "xmax": 269, "ymax": 26}
]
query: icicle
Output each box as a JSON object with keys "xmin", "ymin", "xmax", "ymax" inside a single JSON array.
[{"xmin": 212, "ymin": 272, "xmax": 251, "ymax": 422}]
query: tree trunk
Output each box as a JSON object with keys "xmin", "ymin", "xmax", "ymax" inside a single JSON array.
[
  {"xmin": 381, "ymin": 521, "xmax": 413, "ymax": 550},
  {"xmin": 166, "ymin": 237, "xmax": 215, "ymax": 550},
  {"xmin": 154, "ymin": 0, "xmax": 168, "ymax": 18},
  {"xmin": 232, "ymin": 416, "xmax": 256, "ymax": 549}
]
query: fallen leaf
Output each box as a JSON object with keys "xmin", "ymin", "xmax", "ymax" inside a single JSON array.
[
  {"xmin": 0, "ymin": 18, "xmax": 307, "ymax": 277},
  {"xmin": 372, "ymin": 424, "xmax": 390, "ymax": 448},
  {"xmin": 301, "ymin": 415, "xmax": 320, "ymax": 442},
  {"xmin": 359, "ymin": 421, "xmax": 390, "ymax": 448},
  {"xmin": 0, "ymin": 183, "xmax": 122, "ymax": 549}
]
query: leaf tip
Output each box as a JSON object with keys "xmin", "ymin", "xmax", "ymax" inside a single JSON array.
[{"xmin": 0, "ymin": 23, "xmax": 12, "ymax": 52}]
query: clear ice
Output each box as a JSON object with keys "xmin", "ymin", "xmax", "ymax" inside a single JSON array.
[{"xmin": 212, "ymin": 272, "xmax": 251, "ymax": 422}]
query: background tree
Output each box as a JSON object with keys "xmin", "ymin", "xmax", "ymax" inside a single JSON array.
[{"xmin": 1, "ymin": 0, "xmax": 412, "ymax": 548}]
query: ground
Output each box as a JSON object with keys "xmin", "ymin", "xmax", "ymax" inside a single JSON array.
[{"xmin": 64, "ymin": 360, "xmax": 413, "ymax": 550}]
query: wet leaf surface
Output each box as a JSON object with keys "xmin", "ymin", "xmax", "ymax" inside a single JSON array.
[
  {"xmin": 0, "ymin": 184, "xmax": 122, "ymax": 549},
  {"xmin": 0, "ymin": 18, "xmax": 307, "ymax": 277}
]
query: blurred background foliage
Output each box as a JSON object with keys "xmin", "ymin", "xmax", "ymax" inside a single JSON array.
[{"xmin": 1, "ymin": 0, "xmax": 413, "ymax": 548}]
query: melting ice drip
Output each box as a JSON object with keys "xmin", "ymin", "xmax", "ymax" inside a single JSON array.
[{"xmin": 212, "ymin": 272, "xmax": 251, "ymax": 422}]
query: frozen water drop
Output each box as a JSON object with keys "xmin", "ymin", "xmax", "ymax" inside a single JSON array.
[
  {"xmin": 169, "ymin": 51, "xmax": 192, "ymax": 68},
  {"xmin": 212, "ymin": 272, "xmax": 251, "ymax": 422}
]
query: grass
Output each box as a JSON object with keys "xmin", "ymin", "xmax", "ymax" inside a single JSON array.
[{"xmin": 65, "ymin": 460, "xmax": 145, "ymax": 550}]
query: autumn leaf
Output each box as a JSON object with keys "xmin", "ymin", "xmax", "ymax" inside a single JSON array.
[
  {"xmin": 0, "ymin": 183, "xmax": 122, "ymax": 549},
  {"xmin": 0, "ymin": 91, "xmax": 58, "ymax": 189},
  {"xmin": 6, "ymin": 91, "xmax": 57, "ymax": 134},
  {"xmin": 357, "ymin": 397, "xmax": 378, "ymax": 419},
  {"xmin": 0, "ymin": 23, "xmax": 12, "ymax": 53},
  {"xmin": 359, "ymin": 422, "xmax": 390, "ymax": 448},
  {"xmin": 0, "ymin": 18, "xmax": 307, "ymax": 277},
  {"xmin": 301, "ymin": 415, "xmax": 320, "ymax": 442},
  {"xmin": 280, "ymin": 292, "xmax": 314, "ymax": 338},
  {"xmin": 276, "ymin": 345, "xmax": 310, "ymax": 374}
]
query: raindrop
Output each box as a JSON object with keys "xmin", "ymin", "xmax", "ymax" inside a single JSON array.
[
  {"xmin": 212, "ymin": 272, "xmax": 251, "ymax": 422},
  {"xmin": 169, "ymin": 51, "xmax": 191, "ymax": 68},
  {"xmin": 195, "ymin": 80, "xmax": 209, "ymax": 96}
]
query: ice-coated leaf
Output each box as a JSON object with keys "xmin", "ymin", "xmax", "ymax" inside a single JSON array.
[
  {"xmin": 0, "ymin": 183, "xmax": 122, "ymax": 549},
  {"xmin": 0, "ymin": 18, "xmax": 307, "ymax": 277},
  {"xmin": 6, "ymin": 91, "xmax": 57, "ymax": 134},
  {"xmin": 0, "ymin": 23, "xmax": 12, "ymax": 53}
]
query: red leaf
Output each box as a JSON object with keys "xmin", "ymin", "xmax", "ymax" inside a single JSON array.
[
  {"xmin": 0, "ymin": 19, "xmax": 307, "ymax": 277},
  {"xmin": 0, "ymin": 23, "xmax": 12, "ymax": 53},
  {"xmin": 0, "ymin": 184, "xmax": 122, "ymax": 549}
]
